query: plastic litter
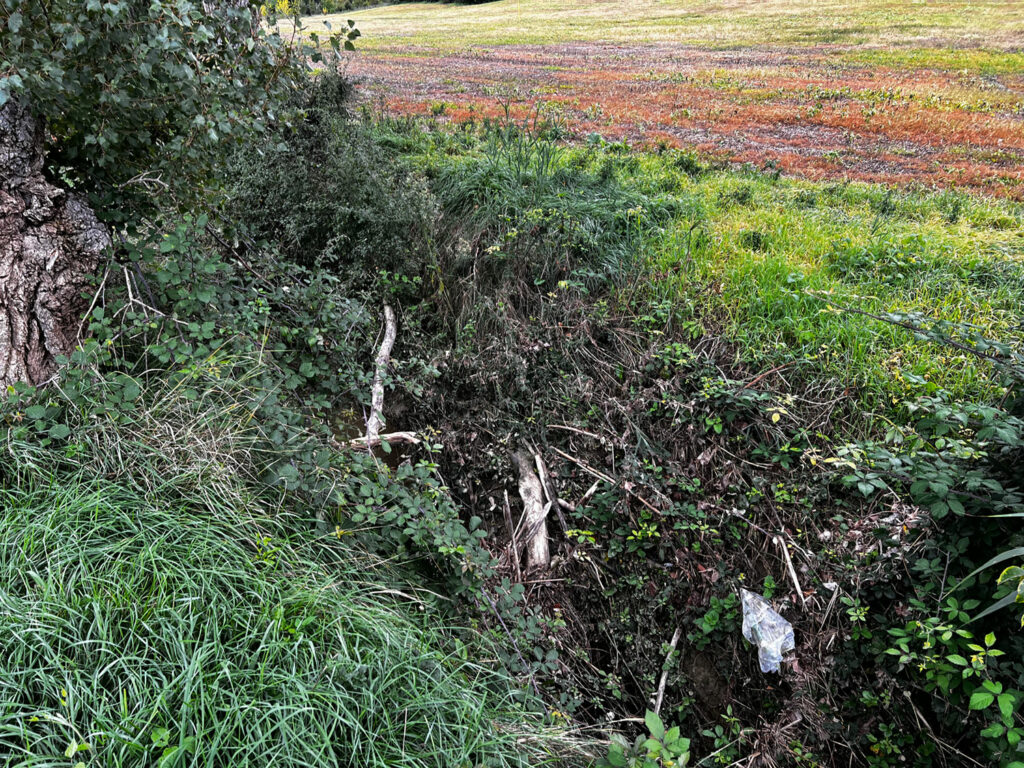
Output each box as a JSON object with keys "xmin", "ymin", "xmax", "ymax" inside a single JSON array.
[{"xmin": 740, "ymin": 588, "xmax": 795, "ymax": 673}]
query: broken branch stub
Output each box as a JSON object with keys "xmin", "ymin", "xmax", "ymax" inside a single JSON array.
[{"xmin": 512, "ymin": 450, "xmax": 550, "ymax": 572}]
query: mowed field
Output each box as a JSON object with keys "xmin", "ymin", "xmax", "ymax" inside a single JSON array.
[{"xmin": 292, "ymin": 0, "xmax": 1024, "ymax": 196}]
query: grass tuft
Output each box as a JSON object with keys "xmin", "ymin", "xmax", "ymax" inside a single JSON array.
[{"xmin": 0, "ymin": 368, "xmax": 568, "ymax": 768}]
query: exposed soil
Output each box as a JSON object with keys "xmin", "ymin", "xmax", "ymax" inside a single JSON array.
[{"xmin": 348, "ymin": 42, "xmax": 1024, "ymax": 197}]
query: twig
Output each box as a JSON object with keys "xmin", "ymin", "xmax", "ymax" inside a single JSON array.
[
  {"xmin": 775, "ymin": 535, "xmax": 807, "ymax": 608},
  {"xmin": 504, "ymin": 489, "xmax": 521, "ymax": 583},
  {"xmin": 735, "ymin": 361, "xmax": 799, "ymax": 392},
  {"xmin": 652, "ymin": 627, "xmax": 682, "ymax": 715},
  {"xmin": 482, "ymin": 588, "xmax": 540, "ymax": 698},
  {"xmin": 549, "ymin": 446, "xmax": 614, "ymax": 484},
  {"xmin": 366, "ymin": 305, "xmax": 396, "ymax": 444},
  {"xmin": 579, "ymin": 480, "xmax": 601, "ymax": 506},
  {"xmin": 77, "ymin": 263, "xmax": 111, "ymax": 342},
  {"xmin": 547, "ymin": 424, "xmax": 605, "ymax": 441},
  {"xmin": 810, "ymin": 293, "xmax": 1024, "ymax": 377},
  {"xmin": 535, "ymin": 453, "xmax": 570, "ymax": 535},
  {"xmin": 550, "ymin": 447, "xmax": 661, "ymax": 514}
]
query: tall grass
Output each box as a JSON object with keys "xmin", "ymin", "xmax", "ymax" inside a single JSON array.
[{"xmin": 0, "ymin": 367, "xmax": 573, "ymax": 767}]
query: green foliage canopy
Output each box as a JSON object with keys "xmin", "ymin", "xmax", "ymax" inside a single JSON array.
[{"xmin": 0, "ymin": 0, "xmax": 353, "ymax": 219}]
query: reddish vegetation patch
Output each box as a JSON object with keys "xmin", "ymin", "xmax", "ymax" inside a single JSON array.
[{"xmin": 349, "ymin": 43, "xmax": 1024, "ymax": 197}]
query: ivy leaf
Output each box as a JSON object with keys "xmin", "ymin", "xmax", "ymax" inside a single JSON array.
[{"xmin": 7, "ymin": 12, "xmax": 22, "ymax": 33}]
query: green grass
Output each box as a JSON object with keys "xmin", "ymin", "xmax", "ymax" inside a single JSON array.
[
  {"xmin": 0, "ymin": 370, "xmax": 570, "ymax": 768},
  {"xmin": 294, "ymin": 0, "xmax": 1024, "ymax": 66},
  {"xmin": 630, "ymin": 161, "xmax": 1024, "ymax": 404},
  {"xmin": 388, "ymin": 122, "xmax": 1024, "ymax": 408}
]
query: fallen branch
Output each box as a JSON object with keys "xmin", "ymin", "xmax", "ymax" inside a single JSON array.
[
  {"xmin": 652, "ymin": 627, "xmax": 682, "ymax": 716},
  {"xmin": 366, "ymin": 305, "xmax": 397, "ymax": 444},
  {"xmin": 535, "ymin": 453, "xmax": 570, "ymax": 535},
  {"xmin": 550, "ymin": 447, "xmax": 661, "ymax": 514},
  {"xmin": 346, "ymin": 431, "xmax": 421, "ymax": 449},
  {"xmin": 503, "ymin": 489, "xmax": 521, "ymax": 583},
  {"xmin": 512, "ymin": 450, "xmax": 550, "ymax": 571}
]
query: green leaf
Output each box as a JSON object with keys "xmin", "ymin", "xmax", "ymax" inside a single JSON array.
[
  {"xmin": 644, "ymin": 709, "xmax": 665, "ymax": 740},
  {"xmin": 24, "ymin": 405, "xmax": 48, "ymax": 420},
  {"xmin": 981, "ymin": 722, "xmax": 1006, "ymax": 739},
  {"xmin": 7, "ymin": 11, "xmax": 22, "ymax": 33},
  {"xmin": 969, "ymin": 691, "xmax": 994, "ymax": 711},
  {"xmin": 957, "ymin": 547, "xmax": 1024, "ymax": 590},
  {"xmin": 122, "ymin": 380, "xmax": 141, "ymax": 402},
  {"xmin": 947, "ymin": 654, "xmax": 968, "ymax": 666},
  {"xmin": 606, "ymin": 745, "xmax": 627, "ymax": 767},
  {"xmin": 151, "ymin": 727, "xmax": 170, "ymax": 748},
  {"xmin": 999, "ymin": 693, "xmax": 1016, "ymax": 720},
  {"xmin": 48, "ymin": 423, "xmax": 72, "ymax": 440},
  {"xmin": 969, "ymin": 592, "xmax": 1020, "ymax": 625}
]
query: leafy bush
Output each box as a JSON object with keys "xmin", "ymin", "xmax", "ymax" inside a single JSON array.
[
  {"xmin": 0, "ymin": 1, "xmax": 353, "ymax": 219},
  {"xmin": 227, "ymin": 74, "xmax": 435, "ymax": 276}
]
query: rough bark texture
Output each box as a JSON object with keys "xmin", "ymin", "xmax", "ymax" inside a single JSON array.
[
  {"xmin": 511, "ymin": 450, "xmax": 550, "ymax": 572},
  {"xmin": 0, "ymin": 101, "xmax": 109, "ymax": 388}
]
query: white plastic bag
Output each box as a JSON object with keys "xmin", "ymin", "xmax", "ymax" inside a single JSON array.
[{"xmin": 740, "ymin": 588, "xmax": 794, "ymax": 673}]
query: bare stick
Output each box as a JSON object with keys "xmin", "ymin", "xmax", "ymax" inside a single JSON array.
[
  {"xmin": 504, "ymin": 489, "xmax": 521, "ymax": 583},
  {"xmin": 535, "ymin": 453, "xmax": 570, "ymax": 534},
  {"xmin": 346, "ymin": 431, "xmax": 421, "ymax": 449},
  {"xmin": 550, "ymin": 447, "xmax": 662, "ymax": 513},
  {"xmin": 512, "ymin": 450, "xmax": 550, "ymax": 571},
  {"xmin": 546, "ymin": 423, "xmax": 605, "ymax": 441},
  {"xmin": 579, "ymin": 480, "xmax": 601, "ymax": 506},
  {"xmin": 550, "ymin": 446, "xmax": 614, "ymax": 484},
  {"xmin": 652, "ymin": 627, "xmax": 682, "ymax": 715},
  {"xmin": 366, "ymin": 305, "xmax": 397, "ymax": 444},
  {"xmin": 775, "ymin": 535, "xmax": 806, "ymax": 608}
]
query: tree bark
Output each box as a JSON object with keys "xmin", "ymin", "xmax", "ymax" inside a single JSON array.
[{"xmin": 0, "ymin": 100, "xmax": 110, "ymax": 389}]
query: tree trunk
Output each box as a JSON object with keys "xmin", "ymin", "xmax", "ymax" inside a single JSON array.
[{"xmin": 0, "ymin": 100, "xmax": 110, "ymax": 389}]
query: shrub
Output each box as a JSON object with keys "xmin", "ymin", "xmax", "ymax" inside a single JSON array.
[{"xmin": 227, "ymin": 74, "xmax": 435, "ymax": 276}]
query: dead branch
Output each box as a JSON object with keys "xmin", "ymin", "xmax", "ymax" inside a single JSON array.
[
  {"xmin": 550, "ymin": 446, "xmax": 662, "ymax": 514},
  {"xmin": 652, "ymin": 627, "xmax": 682, "ymax": 715},
  {"xmin": 346, "ymin": 431, "xmax": 421, "ymax": 449},
  {"xmin": 366, "ymin": 305, "xmax": 397, "ymax": 444},
  {"xmin": 504, "ymin": 489, "xmax": 522, "ymax": 583},
  {"xmin": 512, "ymin": 450, "xmax": 550, "ymax": 571},
  {"xmin": 535, "ymin": 453, "xmax": 570, "ymax": 535}
]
